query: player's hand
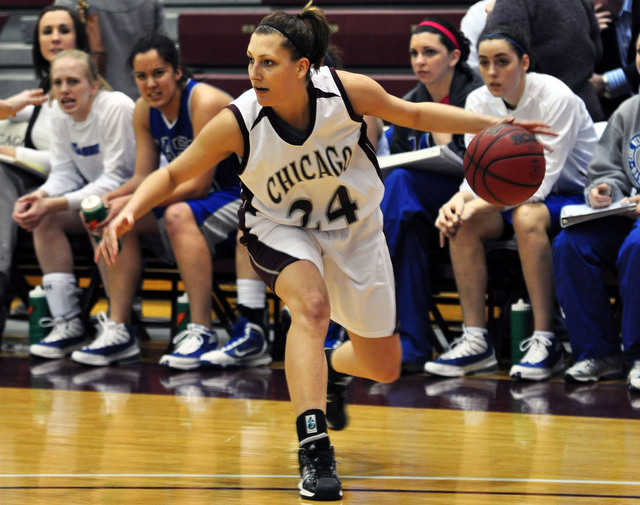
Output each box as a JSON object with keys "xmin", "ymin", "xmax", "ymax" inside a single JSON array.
[
  {"xmin": 93, "ymin": 195, "xmax": 131, "ymax": 233},
  {"xmin": 3, "ymin": 89, "xmax": 47, "ymax": 117},
  {"xmin": 436, "ymin": 193, "xmax": 466, "ymax": 245},
  {"xmin": 95, "ymin": 212, "xmax": 134, "ymax": 266},
  {"xmin": 12, "ymin": 192, "xmax": 47, "ymax": 231},
  {"xmin": 498, "ymin": 116, "xmax": 557, "ymax": 137},
  {"xmin": 594, "ymin": 3, "xmax": 612, "ymax": 31},
  {"xmin": 620, "ymin": 195, "xmax": 640, "ymax": 219},
  {"xmin": 588, "ymin": 183, "xmax": 612, "ymax": 208}
]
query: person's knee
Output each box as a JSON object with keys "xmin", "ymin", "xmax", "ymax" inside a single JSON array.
[
  {"xmin": 296, "ymin": 291, "xmax": 331, "ymax": 331},
  {"xmin": 512, "ymin": 204, "xmax": 547, "ymax": 236},
  {"xmin": 164, "ymin": 202, "xmax": 193, "ymax": 238},
  {"xmin": 375, "ymin": 359, "xmax": 401, "ymax": 383}
]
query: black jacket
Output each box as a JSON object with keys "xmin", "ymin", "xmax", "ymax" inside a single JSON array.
[{"xmin": 390, "ymin": 65, "xmax": 484, "ymax": 159}]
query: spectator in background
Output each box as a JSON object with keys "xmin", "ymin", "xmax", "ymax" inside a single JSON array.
[
  {"xmin": 0, "ymin": 6, "xmax": 90, "ymax": 338},
  {"xmin": 53, "ymin": 0, "xmax": 167, "ymax": 100},
  {"xmin": 460, "ymin": 0, "xmax": 495, "ymax": 71},
  {"xmin": 380, "ymin": 18, "xmax": 484, "ymax": 373},
  {"xmin": 591, "ymin": 0, "xmax": 640, "ymax": 119},
  {"xmin": 486, "ymin": 0, "xmax": 605, "ymax": 122},
  {"xmin": 14, "ymin": 50, "xmax": 136, "ymax": 361},
  {"xmin": 430, "ymin": 24, "xmax": 597, "ymax": 381},
  {"xmin": 553, "ymin": 32, "xmax": 640, "ymax": 388}
]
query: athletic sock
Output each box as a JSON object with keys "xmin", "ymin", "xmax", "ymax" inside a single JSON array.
[
  {"xmin": 236, "ymin": 278, "xmax": 266, "ymax": 309},
  {"xmin": 533, "ymin": 330, "xmax": 555, "ymax": 340},
  {"xmin": 296, "ymin": 409, "xmax": 330, "ymax": 449},
  {"xmin": 237, "ymin": 304, "xmax": 267, "ymax": 328},
  {"xmin": 42, "ymin": 272, "xmax": 81, "ymax": 320}
]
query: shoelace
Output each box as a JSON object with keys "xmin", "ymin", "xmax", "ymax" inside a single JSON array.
[
  {"xmin": 303, "ymin": 447, "xmax": 337, "ymax": 479},
  {"xmin": 441, "ymin": 333, "xmax": 487, "ymax": 359},
  {"xmin": 519, "ymin": 334, "xmax": 553, "ymax": 364},
  {"xmin": 87, "ymin": 312, "xmax": 129, "ymax": 349},
  {"xmin": 38, "ymin": 317, "xmax": 72, "ymax": 343},
  {"xmin": 173, "ymin": 324, "xmax": 214, "ymax": 355}
]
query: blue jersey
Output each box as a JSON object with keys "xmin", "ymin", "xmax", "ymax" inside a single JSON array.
[{"xmin": 149, "ymin": 79, "xmax": 239, "ymax": 191}]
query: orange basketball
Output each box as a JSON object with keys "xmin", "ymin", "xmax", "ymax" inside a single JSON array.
[{"xmin": 463, "ymin": 124, "xmax": 545, "ymax": 206}]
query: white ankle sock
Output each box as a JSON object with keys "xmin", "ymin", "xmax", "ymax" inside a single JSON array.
[
  {"xmin": 533, "ymin": 330, "xmax": 555, "ymax": 340},
  {"xmin": 42, "ymin": 272, "xmax": 81, "ymax": 320},
  {"xmin": 237, "ymin": 279, "xmax": 266, "ymax": 309}
]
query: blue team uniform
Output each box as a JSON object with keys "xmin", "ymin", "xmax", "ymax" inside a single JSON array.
[{"xmin": 149, "ymin": 79, "xmax": 241, "ymax": 258}]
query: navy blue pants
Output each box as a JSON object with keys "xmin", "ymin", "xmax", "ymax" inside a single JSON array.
[
  {"xmin": 381, "ymin": 168, "xmax": 461, "ymax": 365},
  {"xmin": 553, "ymin": 216, "xmax": 640, "ymax": 365}
]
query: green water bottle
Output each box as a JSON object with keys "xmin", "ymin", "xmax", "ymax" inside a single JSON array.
[
  {"xmin": 29, "ymin": 285, "xmax": 50, "ymax": 345},
  {"xmin": 175, "ymin": 292, "xmax": 190, "ymax": 335},
  {"xmin": 511, "ymin": 298, "xmax": 533, "ymax": 365},
  {"xmin": 81, "ymin": 195, "xmax": 108, "ymax": 243}
]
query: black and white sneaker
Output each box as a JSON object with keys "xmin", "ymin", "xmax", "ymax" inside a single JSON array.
[
  {"xmin": 325, "ymin": 347, "xmax": 352, "ymax": 431},
  {"xmin": 326, "ymin": 378, "xmax": 350, "ymax": 431},
  {"xmin": 298, "ymin": 443, "xmax": 342, "ymax": 501}
]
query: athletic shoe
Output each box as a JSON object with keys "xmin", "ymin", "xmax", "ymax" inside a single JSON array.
[
  {"xmin": 325, "ymin": 347, "xmax": 352, "ymax": 431},
  {"xmin": 424, "ymin": 330, "xmax": 498, "ymax": 377},
  {"xmin": 199, "ymin": 317, "xmax": 272, "ymax": 368},
  {"xmin": 628, "ymin": 361, "xmax": 640, "ymax": 393},
  {"xmin": 29, "ymin": 317, "xmax": 88, "ymax": 359},
  {"xmin": 509, "ymin": 334, "xmax": 565, "ymax": 381},
  {"xmin": 298, "ymin": 443, "xmax": 342, "ymax": 501},
  {"xmin": 564, "ymin": 355, "xmax": 624, "ymax": 383},
  {"xmin": 324, "ymin": 322, "xmax": 346, "ymax": 350},
  {"xmin": 71, "ymin": 312, "xmax": 140, "ymax": 366},
  {"xmin": 159, "ymin": 323, "xmax": 218, "ymax": 370}
]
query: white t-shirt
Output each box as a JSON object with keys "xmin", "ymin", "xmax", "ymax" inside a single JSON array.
[
  {"xmin": 463, "ymin": 72, "xmax": 598, "ymax": 201},
  {"xmin": 39, "ymin": 89, "xmax": 136, "ymax": 209}
]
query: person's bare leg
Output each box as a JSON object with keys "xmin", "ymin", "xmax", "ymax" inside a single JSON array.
[
  {"xmin": 512, "ymin": 203, "xmax": 554, "ymax": 332},
  {"xmin": 106, "ymin": 213, "xmax": 159, "ymax": 324},
  {"xmin": 33, "ymin": 210, "xmax": 85, "ymax": 274},
  {"xmin": 330, "ymin": 331, "xmax": 401, "ymax": 383},
  {"xmin": 164, "ymin": 202, "xmax": 213, "ymax": 327},
  {"xmin": 448, "ymin": 212, "xmax": 504, "ymax": 328},
  {"xmin": 275, "ymin": 260, "xmax": 330, "ymax": 416}
]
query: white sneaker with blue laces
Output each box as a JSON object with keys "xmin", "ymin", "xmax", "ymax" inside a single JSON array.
[
  {"xmin": 424, "ymin": 329, "xmax": 498, "ymax": 377},
  {"xmin": 509, "ymin": 334, "xmax": 565, "ymax": 381},
  {"xmin": 71, "ymin": 312, "xmax": 140, "ymax": 366},
  {"xmin": 200, "ymin": 318, "xmax": 272, "ymax": 368},
  {"xmin": 159, "ymin": 323, "xmax": 218, "ymax": 370}
]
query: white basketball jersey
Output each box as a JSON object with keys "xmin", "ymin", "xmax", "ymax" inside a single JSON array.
[{"xmin": 229, "ymin": 66, "xmax": 384, "ymax": 231}]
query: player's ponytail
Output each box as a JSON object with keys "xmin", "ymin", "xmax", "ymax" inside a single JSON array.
[{"xmin": 256, "ymin": 1, "xmax": 331, "ymax": 75}]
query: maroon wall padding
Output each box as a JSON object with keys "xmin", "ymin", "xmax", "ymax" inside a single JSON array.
[
  {"xmin": 1, "ymin": 0, "xmax": 53, "ymax": 7},
  {"xmin": 196, "ymin": 71, "xmax": 417, "ymax": 99},
  {"xmin": 179, "ymin": 9, "xmax": 466, "ymax": 68}
]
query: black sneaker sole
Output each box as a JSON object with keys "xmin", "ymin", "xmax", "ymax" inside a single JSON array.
[{"xmin": 299, "ymin": 478, "xmax": 343, "ymax": 501}]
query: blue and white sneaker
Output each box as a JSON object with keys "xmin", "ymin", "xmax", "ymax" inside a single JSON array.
[
  {"xmin": 71, "ymin": 312, "xmax": 140, "ymax": 366},
  {"xmin": 324, "ymin": 322, "xmax": 346, "ymax": 350},
  {"xmin": 200, "ymin": 317, "xmax": 272, "ymax": 368},
  {"xmin": 159, "ymin": 323, "xmax": 218, "ymax": 370},
  {"xmin": 509, "ymin": 334, "xmax": 565, "ymax": 381},
  {"xmin": 30, "ymin": 316, "xmax": 88, "ymax": 359},
  {"xmin": 629, "ymin": 361, "xmax": 640, "ymax": 394},
  {"xmin": 424, "ymin": 329, "xmax": 498, "ymax": 377}
]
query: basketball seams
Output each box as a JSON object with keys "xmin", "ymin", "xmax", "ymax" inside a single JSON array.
[{"xmin": 463, "ymin": 124, "xmax": 546, "ymax": 206}]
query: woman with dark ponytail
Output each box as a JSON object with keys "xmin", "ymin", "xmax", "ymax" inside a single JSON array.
[
  {"xmin": 98, "ymin": 3, "xmax": 550, "ymax": 500},
  {"xmin": 381, "ymin": 17, "xmax": 484, "ymax": 374}
]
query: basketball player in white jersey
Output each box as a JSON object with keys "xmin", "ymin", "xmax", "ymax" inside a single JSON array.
[{"xmin": 96, "ymin": 2, "xmax": 550, "ymax": 500}]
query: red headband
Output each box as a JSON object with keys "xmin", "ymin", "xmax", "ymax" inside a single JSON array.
[{"xmin": 418, "ymin": 21, "xmax": 460, "ymax": 51}]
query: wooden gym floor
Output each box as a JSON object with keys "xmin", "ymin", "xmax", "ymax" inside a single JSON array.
[{"xmin": 1, "ymin": 303, "xmax": 640, "ymax": 504}]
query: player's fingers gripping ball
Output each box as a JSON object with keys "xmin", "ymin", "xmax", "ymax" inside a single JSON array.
[{"xmin": 463, "ymin": 124, "xmax": 545, "ymax": 206}]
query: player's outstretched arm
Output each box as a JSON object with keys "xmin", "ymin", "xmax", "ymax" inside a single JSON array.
[
  {"xmin": 338, "ymin": 70, "xmax": 553, "ymax": 136},
  {"xmin": 95, "ymin": 108, "xmax": 243, "ymax": 266}
]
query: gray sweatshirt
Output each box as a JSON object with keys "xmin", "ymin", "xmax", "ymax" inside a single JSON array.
[{"xmin": 585, "ymin": 95, "xmax": 640, "ymax": 203}]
